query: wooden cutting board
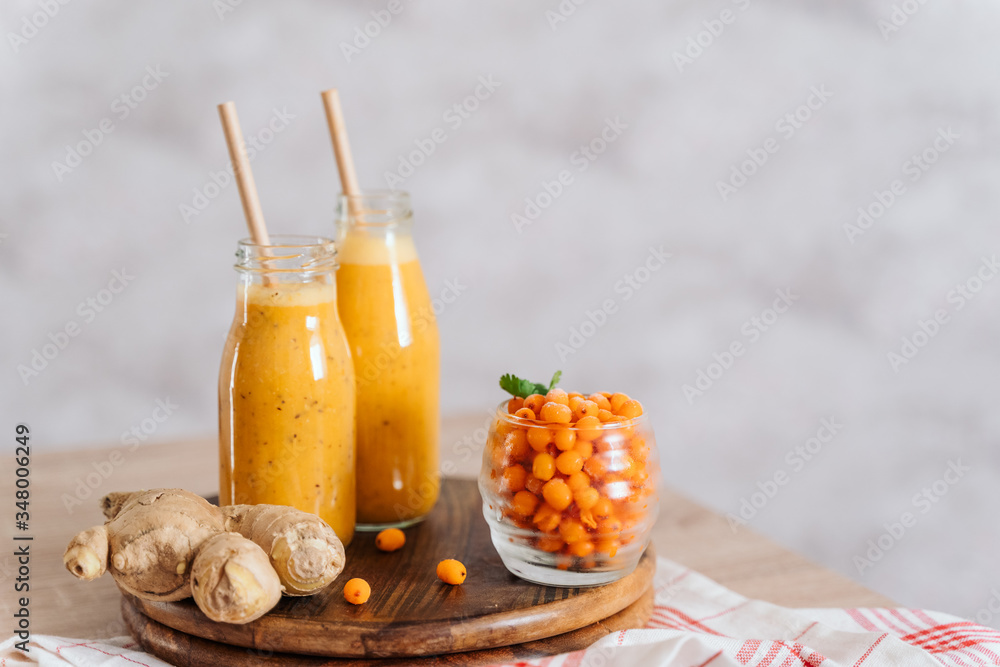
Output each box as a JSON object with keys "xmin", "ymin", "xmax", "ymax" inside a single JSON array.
[
  {"xmin": 123, "ymin": 479, "xmax": 655, "ymax": 661},
  {"xmin": 122, "ymin": 587, "xmax": 654, "ymax": 666}
]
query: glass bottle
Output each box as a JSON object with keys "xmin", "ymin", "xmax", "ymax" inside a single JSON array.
[
  {"xmin": 219, "ymin": 235, "xmax": 356, "ymax": 544},
  {"xmin": 335, "ymin": 191, "xmax": 440, "ymax": 529}
]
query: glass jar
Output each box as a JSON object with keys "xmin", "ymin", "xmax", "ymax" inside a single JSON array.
[
  {"xmin": 479, "ymin": 402, "xmax": 659, "ymax": 587},
  {"xmin": 219, "ymin": 235, "xmax": 356, "ymax": 545},
  {"xmin": 335, "ymin": 191, "xmax": 440, "ymax": 530}
]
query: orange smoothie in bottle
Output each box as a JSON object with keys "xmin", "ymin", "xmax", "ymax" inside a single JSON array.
[
  {"xmin": 219, "ymin": 236, "xmax": 356, "ymax": 544},
  {"xmin": 336, "ymin": 191, "xmax": 440, "ymax": 528}
]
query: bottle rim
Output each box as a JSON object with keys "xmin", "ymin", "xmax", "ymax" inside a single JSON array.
[
  {"xmin": 337, "ymin": 190, "xmax": 412, "ymax": 226},
  {"xmin": 235, "ymin": 235, "xmax": 338, "ymax": 273}
]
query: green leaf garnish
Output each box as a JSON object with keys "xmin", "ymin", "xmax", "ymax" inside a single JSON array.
[
  {"xmin": 498, "ymin": 374, "xmax": 539, "ymax": 398},
  {"xmin": 547, "ymin": 370, "xmax": 562, "ymax": 392},
  {"xmin": 499, "ymin": 371, "xmax": 563, "ymax": 398}
]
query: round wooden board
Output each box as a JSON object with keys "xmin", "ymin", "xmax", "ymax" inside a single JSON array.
[
  {"xmin": 123, "ymin": 586, "xmax": 654, "ymax": 666},
  {"xmin": 124, "ymin": 479, "xmax": 655, "ymax": 660}
]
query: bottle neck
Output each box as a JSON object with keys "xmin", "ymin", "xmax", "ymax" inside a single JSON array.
[
  {"xmin": 335, "ymin": 191, "xmax": 416, "ymax": 265},
  {"xmin": 236, "ymin": 279, "xmax": 338, "ymax": 312},
  {"xmin": 336, "ymin": 226, "xmax": 418, "ymax": 266}
]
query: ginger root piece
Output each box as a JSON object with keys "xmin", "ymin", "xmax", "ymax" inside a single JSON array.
[
  {"xmin": 64, "ymin": 525, "xmax": 109, "ymax": 581},
  {"xmin": 100, "ymin": 489, "xmax": 225, "ymax": 602},
  {"xmin": 64, "ymin": 488, "xmax": 346, "ymax": 624},
  {"xmin": 222, "ymin": 504, "xmax": 346, "ymax": 595},
  {"xmin": 191, "ymin": 533, "xmax": 282, "ymax": 624}
]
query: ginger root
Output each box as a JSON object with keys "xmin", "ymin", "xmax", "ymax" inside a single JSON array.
[
  {"xmin": 64, "ymin": 526, "xmax": 109, "ymax": 581},
  {"xmin": 64, "ymin": 489, "xmax": 346, "ymax": 624},
  {"xmin": 191, "ymin": 533, "xmax": 282, "ymax": 624},
  {"xmin": 222, "ymin": 504, "xmax": 345, "ymax": 596}
]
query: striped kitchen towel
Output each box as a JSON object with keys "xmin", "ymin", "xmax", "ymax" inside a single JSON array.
[{"xmin": 491, "ymin": 557, "xmax": 1000, "ymax": 666}]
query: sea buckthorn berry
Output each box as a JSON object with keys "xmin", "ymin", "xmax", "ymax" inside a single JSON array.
[
  {"xmin": 436, "ymin": 559, "xmax": 467, "ymax": 585},
  {"xmin": 569, "ymin": 539, "xmax": 595, "ymax": 558},
  {"xmin": 574, "ymin": 485, "xmax": 600, "ymax": 510},
  {"xmin": 609, "ymin": 393, "xmax": 631, "ymax": 413},
  {"xmin": 574, "ymin": 400, "xmax": 600, "ymax": 420},
  {"xmin": 545, "ymin": 388, "xmax": 569, "ymax": 406},
  {"xmin": 533, "ymin": 503, "xmax": 562, "ymax": 532},
  {"xmin": 490, "ymin": 443, "xmax": 507, "ymax": 470},
  {"xmin": 537, "ymin": 536, "xmax": 564, "ymax": 552},
  {"xmin": 526, "ymin": 474, "xmax": 545, "ymax": 495},
  {"xmin": 596, "ymin": 538, "xmax": 619, "ymax": 557},
  {"xmin": 495, "ymin": 419, "xmax": 515, "ymax": 437},
  {"xmin": 553, "ymin": 427, "xmax": 577, "ymax": 451},
  {"xmin": 588, "ymin": 393, "xmax": 612, "ymax": 411},
  {"xmin": 527, "ymin": 426, "xmax": 553, "ymax": 452},
  {"xmin": 597, "ymin": 409, "xmax": 617, "ymax": 423},
  {"xmin": 628, "ymin": 465, "xmax": 650, "ymax": 485},
  {"xmin": 579, "ymin": 508, "xmax": 598, "ymax": 529},
  {"xmin": 510, "ymin": 515, "xmax": 533, "ymax": 531},
  {"xmin": 540, "ymin": 402, "xmax": 573, "ymax": 424},
  {"xmin": 566, "ymin": 471, "xmax": 591, "ymax": 492},
  {"xmin": 574, "ymin": 439, "xmax": 594, "ymax": 459},
  {"xmin": 506, "ymin": 429, "xmax": 529, "ymax": 460},
  {"xmin": 488, "ymin": 431, "xmax": 505, "ymax": 449},
  {"xmin": 567, "ymin": 392, "xmax": 584, "ymax": 400},
  {"xmin": 583, "ymin": 456, "xmax": 607, "ymax": 479},
  {"xmin": 598, "ymin": 516, "xmax": 623, "ymax": 535},
  {"xmin": 618, "ymin": 453, "xmax": 638, "ymax": 474},
  {"xmin": 575, "ymin": 415, "xmax": 602, "ymax": 441},
  {"xmin": 625, "ymin": 457, "xmax": 645, "ymax": 480},
  {"xmin": 343, "ymin": 578, "xmax": 371, "ymax": 604},
  {"xmin": 597, "ymin": 428, "xmax": 625, "ymax": 449},
  {"xmin": 511, "ymin": 490, "xmax": 539, "ymax": 516},
  {"xmin": 532, "ymin": 452, "xmax": 556, "ymax": 481},
  {"xmin": 507, "ymin": 397, "xmax": 524, "ymax": 414},
  {"xmin": 502, "ymin": 465, "xmax": 527, "ymax": 493},
  {"xmin": 542, "ymin": 478, "xmax": 573, "ymax": 511},
  {"xmin": 555, "ymin": 450, "xmax": 584, "ymax": 476},
  {"xmin": 617, "ymin": 509, "xmax": 641, "ymax": 528},
  {"xmin": 630, "ymin": 437, "xmax": 649, "ymax": 461},
  {"xmin": 592, "ymin": 497, "xmax": 613, "ymax": 518},
  {"xmin": 375, "ymin": 528, "xmax": 406, "ymax": 552},
  {"xmin": 568, "ymin": 396, "xmax": 585, "ymax": 414},
  {"xmin": 559, "ymin": 518, "xmax": 587, "ymax": 544},
  {"xmin": 616, "ymin": 399, "xmax": 643, "ymax": 420},
  {"xmin": 524, "ymin": 393, "xmax": 547, "ymax": 414},
  {"xmin": 514, "ymin": 407, "xmax": 536, "ymax": 421}
]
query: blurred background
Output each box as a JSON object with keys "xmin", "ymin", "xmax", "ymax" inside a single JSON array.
[{"xmin": 2, "ymin": 0, "xmax": 999, "ymax": 624}]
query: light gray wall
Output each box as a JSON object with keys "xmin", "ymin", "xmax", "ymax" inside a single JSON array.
[{"xmin": 3, "ymin": 0, "xmax": 999, "ymax": 625}]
